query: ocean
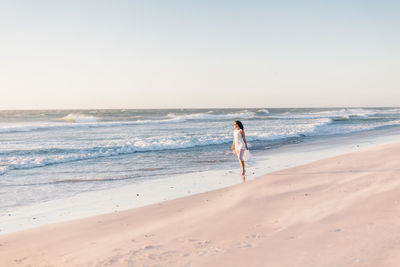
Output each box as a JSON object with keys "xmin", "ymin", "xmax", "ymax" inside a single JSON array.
[{"xmin": 1, "ymin": 108, "xmax": 400, "ymax": 213}]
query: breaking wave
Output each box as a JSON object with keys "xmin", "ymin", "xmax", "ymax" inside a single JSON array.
[{"xmin": 61, "ymin": 113, "xmax": 97, "ymax": 123}]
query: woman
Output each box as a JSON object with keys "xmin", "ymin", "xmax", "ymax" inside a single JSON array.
[{"xmin": 232, "ymin": 120, "xmax": 249, "ymax": 176}]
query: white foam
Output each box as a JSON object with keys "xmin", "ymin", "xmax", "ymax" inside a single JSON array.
[
  {"xmin": 0, "ymin": 121, "xmax": 321, "ymax": 175},
  {"xmin": 166, "ymin": 111, "xmax": 256, "ymax": 121},
  {"xmin": 332, "ymin": 115, "xmax": 350, "ymax": 121},
  {"xmin": 257, "ymin": 109, "xmax": 270, "ymax": 114},
  {"xmin": 0, "ymin": 124, "xmax": 39, "ymax": 133},
  {"xmin": 0, "ymin": 112, "xmax": 256, "ymax": 134},
  {"xmin": 2, "ymin": 109, "xmax": 400, "ymax": 176},
  {"xmin": 0, "ymin": 118, "xmax": 186, "ymax": 133},
  {"xmin": 5, "ymin": 108, "xmax": 395, "ymax": 135},
  {"xmin": 61, "ymin": 113, "xmax": 97, "ymax": 123},
  {"xmin": 317, "ymin": 119, "xmax": 400, "ymax": 136},
  {"xmin": 268, "ymin": 108, "xmax": 379, "ymax": 120},
  {"xmin": 247, "ymin": 118, "xmax": 333, "ymax": 141},
  {"xmin": 4, "ymin": 117, "xmax": 400, "ymax": 176}
]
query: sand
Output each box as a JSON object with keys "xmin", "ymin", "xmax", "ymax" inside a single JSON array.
[{"xmin": 1, "ymin": 141, "xmax": 400, "ymax": 266}]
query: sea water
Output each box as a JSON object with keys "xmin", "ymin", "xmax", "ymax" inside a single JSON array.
[{"xmin": 1, "ymin": 108, "xmax": 400, "ymax": 231}]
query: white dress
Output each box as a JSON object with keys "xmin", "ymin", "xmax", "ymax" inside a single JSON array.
[{"xmin": 233, "ymin": 129, "xmax": 246, "ymax": 161}]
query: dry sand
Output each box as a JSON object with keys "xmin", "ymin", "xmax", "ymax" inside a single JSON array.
[{"xmin": 1, "ymin": 141, "xmax": 400, "ymax": 266}]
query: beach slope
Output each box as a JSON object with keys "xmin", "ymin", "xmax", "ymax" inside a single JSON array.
[{"xmin": 2, "ymin": 142, "xmax": 400, "ymax": 266}]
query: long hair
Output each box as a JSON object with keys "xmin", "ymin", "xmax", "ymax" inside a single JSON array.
[{"xmin": 235, "ymin": 120, "xmax": 244, "ymax": 130}]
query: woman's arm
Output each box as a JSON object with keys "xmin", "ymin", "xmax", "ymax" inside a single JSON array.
[
  {"xmin": 241, "ymin": 130, "xmax": 248, "ymax": 150},
  {"xmin": 232, "ymin": 139, "xmax": 235, "ymax": 151}
]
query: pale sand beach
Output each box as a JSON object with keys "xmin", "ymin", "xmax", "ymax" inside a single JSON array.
[{"xmin": 2, "ymin": 141, "xmax": 400, "ymax": 266}]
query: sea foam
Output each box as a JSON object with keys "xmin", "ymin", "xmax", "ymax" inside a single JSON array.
[{"xmin": 61, "ymin": 113, "xmax": 97, "ymax": 123}]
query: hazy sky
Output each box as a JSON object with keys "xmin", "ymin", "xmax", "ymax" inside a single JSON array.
[{"xmin": 0, "ymin": 0, "xmax": 399, "ymax": 109}]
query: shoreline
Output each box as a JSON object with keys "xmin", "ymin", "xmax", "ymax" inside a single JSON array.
[
  {"xmin": 1, "ymin": 126, "xmax": 400, "ymax": 235},
  {"xmin": 1, "ymin": 138, "xmax": 400, "ymax": 266}
]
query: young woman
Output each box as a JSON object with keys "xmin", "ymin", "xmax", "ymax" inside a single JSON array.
[{"xmin": 232, "ymin": 120, "xmax": 249, "ymax": 176}]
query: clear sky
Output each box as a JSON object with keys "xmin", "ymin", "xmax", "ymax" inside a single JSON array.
[{"xmin": 0, "ymin": 0, "xmax": 399, "ymax": 109}]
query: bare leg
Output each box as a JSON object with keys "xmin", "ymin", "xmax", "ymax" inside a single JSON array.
[
  {"xmin": 240, "ymin": 160, "xmax": 245, "ymax": 176},
  {"xmin": 237, "ymin": 149, "xmax": 246, "ymax": 176},
  {"xmin": 237, "ymin": 149, "xmax": 246, "ymax": 178}
]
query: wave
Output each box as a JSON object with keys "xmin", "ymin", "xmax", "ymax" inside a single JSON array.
[
  {"xmin": 369, "ymin": 108, "xmax": 400, "ymax": 117},
  {"xmin": 166, "ymin": 111, "xmax": 255, "ymax": 121},
  {"xmin": 2, "ymin": 116, "xmax": 400, "ymax": 176},
  {"xmin": 0, "ymin": 136, "xmax": 226, "ymax": 175},
  {"xmin": 267, "ymin": 108, "xmax": 381, "ymax": 120},
  {"xmin": 0, "ymin": 124, "xmax": 44, "ymax": 133},
  {"xmin": 61, "ymin": 113, "xmax": 97, "ymax": 123},
  {"xmin": 0, "ymin": 118, "xmax": 332, "ymax": 175},
  {"xmin": 313, "ymin": 108, "xmax": 400, "ymax": 120},
  {"xmin": 0, "ymin": 121, "xmax": 102, "ymax": 133},
  {"xmin": 332, "ymin": 115, "xmax": 350, "ymax": 121},
  {"xmin": 247, "ymin": 118, "xmax": 333, "ymax": 141},
  {"xmin": 4, "ymin": 108, "xmax": 397, "ymax": 135},
  {"xmin": 317, "ymin": 119, "xmax": 400, "ymax": 136},
  {"xmin": 0, "ymin": 119, "xmax": 184, "ymax": 134},
  {"xmin": 0, "ymin": 111, "xmax": 258, "ymax": 134}
]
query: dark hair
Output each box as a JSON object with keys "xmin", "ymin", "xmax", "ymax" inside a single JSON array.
[{"xmin": 235, "ymin": 120, "xmax": 244, "ymax": 130}]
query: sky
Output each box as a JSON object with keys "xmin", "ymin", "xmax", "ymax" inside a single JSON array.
[{"xmin": 0, "ymin": 0, "xmax": 399, "ymax": 109}]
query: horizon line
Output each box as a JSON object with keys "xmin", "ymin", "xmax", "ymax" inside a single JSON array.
[{"xmin": 0, "ymin": 106, "xmax": 399, "ymax": 111}]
